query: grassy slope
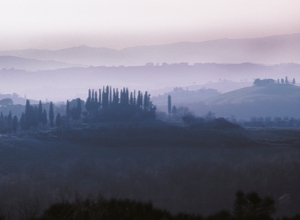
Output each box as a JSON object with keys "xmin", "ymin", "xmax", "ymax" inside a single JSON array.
[{"xmin": 205, "ymin": 84, "xmax": 300, "ymax": 105}]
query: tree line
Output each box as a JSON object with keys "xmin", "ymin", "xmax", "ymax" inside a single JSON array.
[
  {"xmin": 0, "ymin": 100, "xmax": 62, "ymax": 133},
  {"xmin": 83, "ymin": 86, "xmax": 156, "ymax": 121},
  {"xmin": 20, "ymin": 100, "xmax": 61, "ymax": 130},
  {"xmin": 0, "ymin": 86, "xmax": 156, "ymax": 133}
]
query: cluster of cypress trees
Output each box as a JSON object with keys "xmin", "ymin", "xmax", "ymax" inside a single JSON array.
[
  {"xmin": 0, "ymin": 111, "xmax": 18, "ymax": 133},
  {"xmin": 85, "ymin": 86, "xmax": 156, "ymax": 120},
  {"xmin": 20, "ymin": 100, "xmax": 61, "ymax": 130},
  {"xmin": 66, "ymin": 98, "xmax": 82, "ymax": 120},
  {"xmin": 0, "ymin": 86, "xmax": 156, "ymax": 132}
]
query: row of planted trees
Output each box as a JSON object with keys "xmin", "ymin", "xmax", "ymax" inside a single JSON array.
[{"xmin": 83, "ymin": 86, "xmax": 156, "ymax": 120}]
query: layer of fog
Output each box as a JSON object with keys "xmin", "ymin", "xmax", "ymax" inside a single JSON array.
[{"xmin": 0, "ymin": 63, "xmax": 299, "ymax": 103}]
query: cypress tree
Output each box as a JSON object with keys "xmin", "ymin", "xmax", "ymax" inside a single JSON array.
[
  {"xmin": 77, "ymin": 98, "xmax": 82, "ymax": 114},
  {"xmin": 12, "ymin": 116, "xmax": 18, "ymax": 132},
  {"xmin": 109, "ymin": 86, "xmax": 112, "ymax": 105},
  {"xmin": 20, "ymin": 113, "xmax": 26, "ymax": 130},
  {"xmin": 94, "ymin": 91, "xmax": 98, "ymax": 109},
  {"xmin": 137, "ymin": 91, "xmax": 142, "ymax": 108},
  {"xmin": 168, "ymin": 95, "xmax": 171, "ymax": 115},
  {"xmin": 91, "ymin": 89, "xmax": 95, "ymax": 102},
  {"xmin": 125, "ymin": 88, "xmax": 129, "ymax": 105},
  {"xmin": 25, "ymin": 100, "xmax": 31, "ymax": 129},
  {"xmin": 49, "ymin": 102, "xmax": 54, "ymax": 127},
  {"xmin": 99, "ymin": 89, "xmax": 101, "ymax": 107},
  {"xmin": 7, "ymin": 111, "xmax": 12, "ymax": 132},
  {"xmin": 66, "ymin": 100, "xmax": 70, "ymax": 117},
  {"xmin": 55, "ymin": 113, "xmax": 61, "ymax": 127},
  {"xmin": 143, "ymin": 91, "xmax": 148, "ymax": 109},
  {"xmin": 33, "ymin": 106, "xmax": 38, "ymax": 127},
  {"xmin": 38, "ymin": 100, "xmax": 43, "ymax": 123},
  {"xmin": 130, "ymin": 92, "xmax": 133, "ymax": 105},
  {"xmin": 85, "ymin": 90, "xmax": 93, "ymax": 112},
  {"xmin": 7, "ymin": 111, "xmax": 12, "ymax": 121},
  {"xmin": 42, "ymin": 109, "xmax": 48, "ymax": 125}
]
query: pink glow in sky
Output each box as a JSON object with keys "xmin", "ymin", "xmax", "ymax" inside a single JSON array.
[{"xmin": 1, "ymin": 0, "xmax": 300, "ymax": 50}]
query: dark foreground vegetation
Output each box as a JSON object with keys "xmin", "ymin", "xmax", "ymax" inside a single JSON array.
[
  {"xmin": 1, "ymin": 191, "xmax": 300, "ymax": 220},
  {"xmin": 13, "ymin": 191, "xmax": 279, "ymax": 220}
]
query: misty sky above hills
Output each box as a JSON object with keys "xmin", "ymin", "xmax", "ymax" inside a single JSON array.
[{"xmin": 1, "ymin": 0, "xmax": 300, "ymax": 50}]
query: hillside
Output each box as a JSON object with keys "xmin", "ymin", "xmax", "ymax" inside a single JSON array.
[
  {"xmin": 205, "ymin": 83, "xmax": 300, "ymax": 105},
  {"xmin": 188, "ymin": 83, "xmax": 300, "ymax": 119},
  {"xmin": 152, "ymin": 87, "xmax": 220, "ymax": 107}
]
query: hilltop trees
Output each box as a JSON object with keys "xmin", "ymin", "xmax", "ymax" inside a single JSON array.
[
  {"xmin": 255, "ymin": 78, "xmax": 297, "ymax": 86},
  {"xmin": 253, "ymin": 78, "xmax": 275, "ymax": 86},
  {"xmin": 4, "ymin": 86, "xmax": 156, "ymax": 132},
  {"xmin": 84, "ymin": 86, "xmax": 156, "ymax": 121}
]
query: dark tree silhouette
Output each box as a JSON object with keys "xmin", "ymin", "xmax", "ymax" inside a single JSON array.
[
  {"xmin": 172, "ymin": 106, "xmax": 177, "ymax": 114},
  {"xmin": 70, "ymin": 98, "xmax": 82, "ymax": 120},
  {"xmin": 55, "ymin": 113, "xmax": 61, "ymax": 127},
  {"xmin": 168, "ymin": 95, "xmax": 171, "ymax": 115},
  {"xmin": 234, "ymin": 191, "xmax": 275, "ymax": 220},
  {"xmin": 49, "ymin": 102, "xmax": 54, "ymax": 127},
  {"xmin": 42, "ymin": 109, "xmax": 48, "ymax": 125},
  {"xmin": 20, "ymin": 113, "xmax": 26, "ymax": 130},
  {"xmin": 12, "ymin": 115, "xmax": 18, "ymax": 132},
  {"xmin": 38, "ymin": 100, "xmax": 43, "ymax": 124},
  {"xmin": 66, "ymin": 100, "xmax": 70, "ymax": 117},
  {"xmin": 83, "ymin": 86, "xmax": 156, "ymax": 121}
]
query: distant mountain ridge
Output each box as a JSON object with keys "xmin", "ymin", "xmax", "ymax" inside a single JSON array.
[
  {"xmin": 0, "ymin": 33, "xmax": 300, "ymax": 67},
  {"xmin": 0, "ymin": 56, "xmax": 82, "ymax": 71}
]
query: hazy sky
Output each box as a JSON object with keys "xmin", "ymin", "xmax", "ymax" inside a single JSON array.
[{"xmin": 1, "ymin": 0, "xmax": 300, "ymax": 50}]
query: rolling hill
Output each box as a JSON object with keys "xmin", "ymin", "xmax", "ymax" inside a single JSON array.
[
  {"xmin": 187, "ymin": 83, "xmax": 300, "ymax": 119},
  {"xmin": 205, "ymin": 83, "xmax": 300, "ymax": 105}
]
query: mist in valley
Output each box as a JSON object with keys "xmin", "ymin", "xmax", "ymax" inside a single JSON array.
[{"xmin": 1, "ymin": 1, "xmax": 300, "ymax": 220}]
